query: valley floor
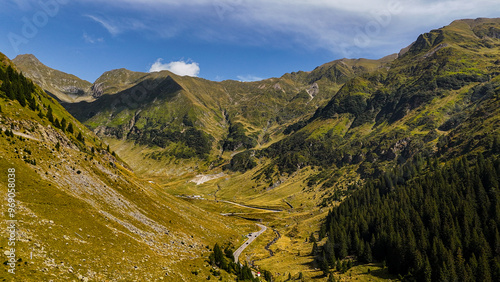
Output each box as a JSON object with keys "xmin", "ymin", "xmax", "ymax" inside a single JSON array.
[{"xmin": 148, "ymin": 171, "xmax": 399, "ymax": 281}]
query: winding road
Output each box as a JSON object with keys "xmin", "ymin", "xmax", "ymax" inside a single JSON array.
[
  {"xmin": 177, "ymin": 195, "xmax": 281, "ymax": 266},
  {"xmin": 233, "ymin": 224, "xmax": 267, "ymax": 264},
  {"xmin": 218, "ymin": 200, "xmax": 283, "ymax": 213}
]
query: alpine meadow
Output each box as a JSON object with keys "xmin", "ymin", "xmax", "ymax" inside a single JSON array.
[{"xmin": 1, "ymin": 11, "xmax": 500, "ymax": 282}]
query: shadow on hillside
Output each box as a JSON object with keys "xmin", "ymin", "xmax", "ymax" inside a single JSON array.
[
  {"xmin": 299, "ymin": 259, "xmax": 328, "ymax": 279},
  {"xmin": 369, "ymin": 267, "xmax": 397, "ymax": 280}
]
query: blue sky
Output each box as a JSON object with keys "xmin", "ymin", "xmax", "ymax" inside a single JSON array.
[{"xmin": 1, "ymin": 0, "xmax": 499, "ymax": 82}]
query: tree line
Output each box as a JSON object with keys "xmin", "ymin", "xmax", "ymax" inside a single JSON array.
[
  {"xmin": 316, "ymin": 154, "xmax": 500, "ymax": 281},
  {"xmin": 0, "ymin": 65, "xmax": 86, "ymax": 145},
  {"xmin": 0, "ymin": 65, "xmax": 37, "ymax": 110}
]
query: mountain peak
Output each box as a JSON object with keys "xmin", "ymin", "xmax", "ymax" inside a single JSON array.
[
  {"xmin": 13, "ymin": 54, "xmax": 42, "ymax": 64},
  {"xmin": 13, "ymin": 54, "xmax": 93, "ymax": 103},
  {"xmin": 93, "ymin": 68, "xmax": 148, "ymax": 96},
  {"xmin": 96, "ymin": 68, "xmax": 144, "ymax": 80},
  {"xmin": 404, "ymin": 17, "xmax": 500, "ymax": 57}
]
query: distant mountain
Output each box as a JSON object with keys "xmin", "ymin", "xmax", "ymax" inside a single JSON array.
[
  {"xmin": 92, "ymin": 68, "xmax": 149, "ymax": 97},
  {"xmin": 14, "ymin": 52, "xmax": 395, "ymax": 175},
  {"xmin": 13, "ymin": 54, "xmax": 94, "ymax": 103},
  {"xmin": 11, "ymin": 18, "xmax": 500, "ymax": 185}
]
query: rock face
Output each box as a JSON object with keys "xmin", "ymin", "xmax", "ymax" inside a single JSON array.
[
  {"xmin": 91, "ymin": 82, "xmax": 104, "ymax": 98},
  {"xmin": 306, "ymin": 83, "xmax": 319, "ymax": 99}
]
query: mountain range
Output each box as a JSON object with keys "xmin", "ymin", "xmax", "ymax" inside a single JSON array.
[{"xmin": 2, "ymin": 17, "xmax": 500, "ymax": 281}]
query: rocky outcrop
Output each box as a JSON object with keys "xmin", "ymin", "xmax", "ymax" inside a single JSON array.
[
  {"xmin": 91, "ymin": 82, "xmax": 104, "ymax": 98},
  {"xmin": 306, "ymin": 83, "xmax": 319, "ymax": 99}
]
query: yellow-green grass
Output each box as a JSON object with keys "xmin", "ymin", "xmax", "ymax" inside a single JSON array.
[
  {"xmin": 239, "ymin": 207, "xmax": 329, "ymax": 281},
  {"xmin": 0, "ymin": 98, "xmax": 256, "ymax": 281},
  {"xmin": 331, "ymin": 263, "xmax": 399, "ymax": 282}
]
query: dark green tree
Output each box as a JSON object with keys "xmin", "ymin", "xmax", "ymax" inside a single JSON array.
[
  {"xmin": 77, "ymin": 132, "xmax": 84, "ymax": 143},
  {"xmin": 53, "ymin": 118, "xmax": 60, "ymax": 129},
  {"xmin": 67, "ymin": 122, "xmax": 74, "ymax": 134},
  {"xmin": 61, "ymin": 118, "xmax": 67, "ymax": 132},
  {"xmin": 46, "ymin": 106, "xmax": 54, "ymax": 123}
]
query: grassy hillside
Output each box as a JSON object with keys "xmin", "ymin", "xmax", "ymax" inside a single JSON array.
[
  {"xmin": 237, "ymin": 18, "xmax": 500, "ymax": 186},
  {"xmin": 0, "ymin": 53, "xmax": 252, "ymax": 281}
]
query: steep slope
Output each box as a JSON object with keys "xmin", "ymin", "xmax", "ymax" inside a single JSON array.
[
  {"xmin": 241, "ymin": 18, "xmax": 500, "ymax": 183},
  {"xmin": 207, "ymin": 17, "xmax": 500, "ymax": 281},
  {"xmin": 6, "ymin": 17, "xmax": 500, "ymax": 281},
  {"xmin": 13, "ymin": 54, "xmax": 93, "ymax": 103},
  {"xmin": 0, "ymin": 53, "xmax": 246, "ymax": 281}
]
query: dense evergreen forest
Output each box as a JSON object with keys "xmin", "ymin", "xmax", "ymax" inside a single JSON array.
[
  {"xmin": 317, "ymin": 153, "xmax": 500, "ymax": 281},
  {"xmin": 0, "ymin": 65, "xmax": 37, "ymax": 109},
  {"xmin": 0, "ymin": 65, "xmax": 83, "ymax": 139}
]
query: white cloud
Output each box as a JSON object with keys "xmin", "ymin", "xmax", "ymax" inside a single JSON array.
[
  {"xmin": 83, "ymin": 32, "xmax": 104, "ymax": 44},
  {"xmin": 86, "ymin": 15, "xmax": 121, "ymax": 36},
  {"xmin": 78, "ymin": 0, "xmax": 500, "ymax": 57},
  {"xmin": 149, "ymin": 59, "xmax": 200, "ymax": 77},
  {"xmin": 237, "ymin": 75, "xmax": 263, "ymax": 82}
]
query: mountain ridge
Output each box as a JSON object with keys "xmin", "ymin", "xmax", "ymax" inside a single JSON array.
[
  {"xmin": 12, "ymin": 54, "xmax": 94, "ymax": 103},
  {"xmin": 19, "ymin": 54, "xmax": 391, "ymax": 175}
]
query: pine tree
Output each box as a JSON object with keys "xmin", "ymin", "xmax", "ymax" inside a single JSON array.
[
  {"xmin": 312, "ymin": 241, "xmax": 318, "ymax": 255},
  {"xmin": 77, "ymin": 132, "xmax": 84, "ymax": 143},
  {"xmin": 15, "ymin": 80, "xmax": 26, "ymax": 107},
  {"xmin": 477, "ymin": 253, "xmax": 492, "ymax": 282},
  {"xmin": 67, "ymin": 122, "xmax": 74, "ymax": 134},
  {"xmin": 310, "ymin": 232, "xmax": 317, "ymax": 244},
  {"xmin": 422, "ymin": 255, "xmax": 432, "ymax": 282},
  {"xmin": 46, "ymin": 106, "xmax": 54, "ymax": 123},
  {"xmin": 339, "ymin": 236, "xmax": 348, "ymax": 259},
  {"xmin": 319, "ymin": 250, "xmax": 329, "ymax": 274},
  {"xmin": 61, "ymin": 118, "xmax": 67, "ymax": 132},
  {"xmin": 28, "ymin": 95, "xmax": 36, "ymax": 110},
  {"xmin": 53, "ymin": 118, "xmax": 60, "ymax": 129},
  {"xmin": 455, "ymin": 248, "xmax": 466, "ymax": 281},
  {"xmin": 213, "ymin": 243, "xmax": 224, "ymax": 266},
  {"xmin": 362, "ymin": 241, "xmax": 372, "ymax": 263},
  {"xmin": 493, "ymin": 135, "xmax": 500, "ymax": 154},
  {"xmin": 4, "ymin": 81, "xmax": 14, "ymax": 100}
]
